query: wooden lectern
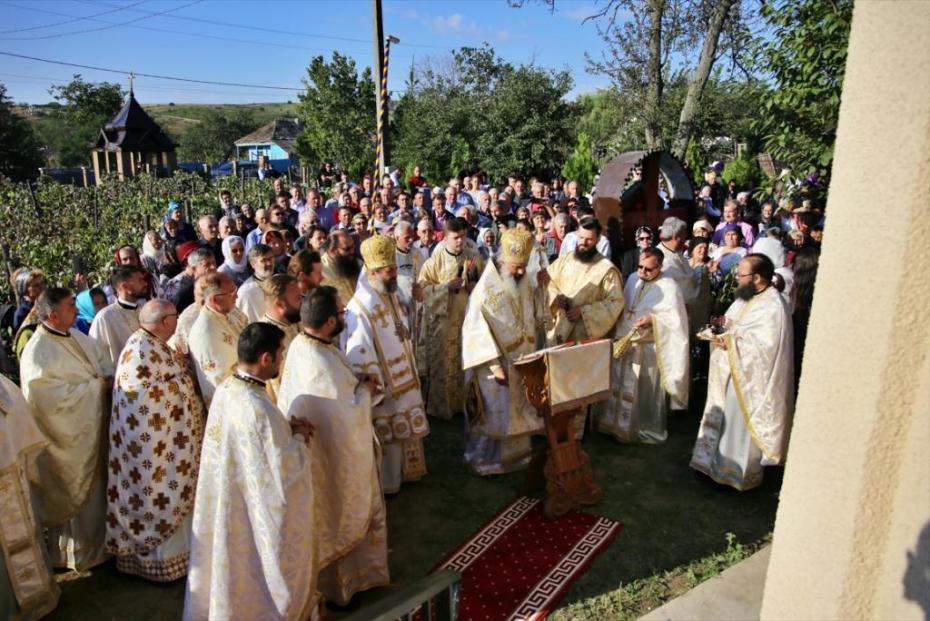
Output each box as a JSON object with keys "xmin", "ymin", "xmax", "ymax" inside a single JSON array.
[{"xmin": 514, "ymin": 339, "xmax": 612, "ymax": 518}]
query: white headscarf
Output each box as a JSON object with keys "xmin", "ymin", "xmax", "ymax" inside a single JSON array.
[
  {"xmin": 142, "ymin": 232, "xmax": 165, "ymax": 266},
  {"xmin": 220, "ymin": 235, "xmax": 248, "ymax": 274}
]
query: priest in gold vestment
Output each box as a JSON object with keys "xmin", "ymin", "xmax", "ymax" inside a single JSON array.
[
  {"xmin": 321, "ymin": 230, "xmax": 361, "ymax": 307},
  {"xmin": 89, "ymin": 265, "xmax": 147, "ymax": 366},
  {"xmin": 546, "ymin": 217, "xmax": 624, "ymax": 346},
  {"xmin": 691, "ymin": 255, "xmax": 794, "ymax": 491},
  {"xmin": 106, "ymin": 300, "xmax": 204, "ymax": 582},
  {"xmin": 184, "ymin": 323, "xmax": 320, "ymax": 621},
  {"xmin": 189, "ymin": 273, "xmax": 248, "ymax": 408},
  {"xmin": 258, "ymin": 274, "xmax": 302, "ymax": 404},
  {"xmin": 278, "ymin": 286, "xmax": 389, "ymax": 605},
  {"xmin": 346, "ymin": 236, "xmax": 430, "ymax": 494},
  {"xmin": 417, "ymin": 217, "xmax": 484, "ymax": 419},
  {"xmin": 599, "ymin": 248, "xmax": 690, "ymax": 444},
  {"xmin": 20, "ymin": 287, "xmax": 114, "ymax": 571},
  {"xmin": 0, "ymin": 372, "xmax": 60, "ymax": 618},
  {"xmin": 462, "ymin": 229, "xmax": 544, "ymax": 475}
]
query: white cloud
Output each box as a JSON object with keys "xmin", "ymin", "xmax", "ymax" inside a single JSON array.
[
  {"xmin": 429, "ymin": 13, "xmax": 464, "ymax": 33},
  {"xmin": 404, "ymin": 9, "xmax": 419, "ymax": 19},
  {"xmin": 496, "ymin": 30, "xmax": 511, "ymax": 42}
]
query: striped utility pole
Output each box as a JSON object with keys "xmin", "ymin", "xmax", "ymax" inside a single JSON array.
[{"xmin": 373, "ymin": 0, "xmax": 399, "ymax": 177}]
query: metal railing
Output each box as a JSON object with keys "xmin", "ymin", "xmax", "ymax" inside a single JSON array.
[{"xmin": 342, "ymin": 569, "xmax": 461, "ymax": 621}]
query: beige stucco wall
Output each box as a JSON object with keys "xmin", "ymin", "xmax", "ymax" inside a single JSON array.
[{"xmin": 760, "ymin": 2, "xmax": 930, "ymax": 620}]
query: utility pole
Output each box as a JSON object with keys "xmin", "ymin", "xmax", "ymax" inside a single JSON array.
[
  {"xmin": 372, "ymin": 0, "xmax": 386, "ymax": 176},
  {"xmin": 372, "ymin": 0, "xmax": 399, "ymax": 178}
]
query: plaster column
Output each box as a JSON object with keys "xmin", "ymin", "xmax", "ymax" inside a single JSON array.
[{"xmin": 760, "ymin": 3, "xmax": 930, "ymax": 620}]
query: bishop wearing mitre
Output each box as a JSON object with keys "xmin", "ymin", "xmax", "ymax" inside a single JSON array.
[
  {"xmin": 346, "ymin": 235, "xmax": 430, "ymax": 494},
  {"xmin": 20, "ymin": 287, "xmax": 114, "ymax": 571},
  {"xmin": 461, "ymin": 229, "xmax": 545, "ymax": 475},
  {"xmin": 278, "ymin": 285, "xmax": 389, "ymax": 606},
  {"xmin": 598, "ymin": 247, "xmax": 690, "ymax": 444}
]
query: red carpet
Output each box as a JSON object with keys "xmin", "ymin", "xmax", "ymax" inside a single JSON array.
[{"xmin": 433, "ymin": 496, "xmax": 623, "ymax": 621}]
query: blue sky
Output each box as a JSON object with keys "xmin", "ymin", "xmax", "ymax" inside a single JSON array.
[{"xmin": 0, "ymin": 0, "xmax": 616, "ymax": 105}]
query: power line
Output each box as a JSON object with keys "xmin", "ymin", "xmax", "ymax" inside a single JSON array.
[
  {"xmin": 0, "ymin": 0, "xmax": 147, "ymax": 34},
  {"xmin": 0, "ymin": 2, "xmax": 418, "ymax": 58},
  {"xmin": 81, "ymin": 0, "xmax": 449, "ymax": 50},
  {"xmin": 0, "ymin": 0, "xmax": 203, "ymax": 41},
  {"xmin": 0, "ymin": 72, "xmax": 297, "ymax": 98},
  {"xmin": 0, "ymin": 51, "xmax": 305, "ymax": 91}
]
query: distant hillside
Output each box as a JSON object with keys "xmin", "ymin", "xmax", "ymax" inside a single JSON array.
[
  {"xmin": 15, "ymin": 101, "xmax": 299, "ymax": 149},
  {"xmin": 145, "ymin": 102, "xmax": 299, "ymax": 140}
]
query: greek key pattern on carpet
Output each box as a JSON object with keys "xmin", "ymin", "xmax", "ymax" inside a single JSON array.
[
  {"xmin": 442, "ymin": 497, "xmax": 540, "ymax": 573},
  {"xmin": 507, "ymin": 517, "xmax": 622, "ymax": 621}
]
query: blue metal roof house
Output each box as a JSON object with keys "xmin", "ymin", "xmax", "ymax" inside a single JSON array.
[{"xmin": 234, "ymin": 118, "xmax": 303, "ymax": 161}]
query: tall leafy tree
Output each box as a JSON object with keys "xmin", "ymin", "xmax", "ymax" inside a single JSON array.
[
  {"xmin": 43, "ymin": 75, "xmax": 125, "ymax": 166},
  {"xmin": 392, "ymin": 45, "xmax": 578, "ymax": 184},
  {"xmin": 0, "ymin": 84, "xmax": 44, "ymax": 181},
  {"xmin": 753, "ymin": 0, "xmax": 852, "ymax": 178},
  {"xmin": 296, "ymin": 53, "xmax": 376, "ymax": 179}
]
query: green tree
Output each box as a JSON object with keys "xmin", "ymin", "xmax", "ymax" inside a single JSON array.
[
  {"xmin": 754, "ymin": 0, "xmax": 852, "ymax": 178},
  {"xmin": 392, "ymin": 45, "xmax": 578, "ymax": 184},
  {"xmin": 0, "ymin": 84, "xmax": 45, "ymax": 182},
  {"xmin": 296, "ymin": 53, "xmax": 376, "ymax": 179},
  {"xmin": 42, "ymin": 75, "xmax": 125, "ymax": 167},
  {"xmin": 177, "ymin": 109, "xmax": 259, "ymax": 163},
  {"xmin": 561, "ymin": 133, "xmax": 598, "ymax": 193}
]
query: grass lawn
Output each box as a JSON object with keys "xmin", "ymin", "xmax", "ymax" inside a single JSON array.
[{"xmin": 45, "ymin": 381, "xmax": 781, "ymax": 620}]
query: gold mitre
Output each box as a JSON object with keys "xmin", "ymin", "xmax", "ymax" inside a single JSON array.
[
  {"xmin": 499, "ymin": 229, "xmax": 534, "ymax": 264},
  {"xmin": 360, "ymin": 235, "xmax": 397, "ymax": 269}
]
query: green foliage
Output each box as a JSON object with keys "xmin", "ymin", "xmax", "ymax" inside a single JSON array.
[
  {"xmin": 754, "ymin": 0, "xmax": 852, "ymax": 178},
  {"xmin": 0, "ymin": 172, "xmax": 280, "ymax": 302},
  {"xmin": 38, "ymin": 75, "xmax": 125, "ymax": 167},
  {"xmin": 722, "ymin": 155, "xmax": 760, "ymax": 188},
  {"xmin": 0, "ymin": 84, "xmax": 44, "ymax": 182},
  {"xmin": 561, "ymin": 133, "xmax": 598, "ymax": 193},
  {"xmin": 296, "ymin": 53, "xmax": 376, "ymax": 179},
  {"xmin": 392, "ymin": 45, "xmax": 578, "ymax": 184},
  {"xmin": 176, "ymin": 109, "xmax": 259, "ymax": 163},
  {"xmin": 574, "ymin": 74, "xmax": 768, "ymax": 158}
]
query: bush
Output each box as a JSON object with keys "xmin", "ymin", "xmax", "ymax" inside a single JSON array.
[{"xmin": 722, "ymin": 156, "xmax": 761, "ymax": 189}]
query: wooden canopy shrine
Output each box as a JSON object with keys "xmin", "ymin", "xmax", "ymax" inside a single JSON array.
[{"xmin": 92, "ymin": 90, "xmax": 176, "ymax": 184}]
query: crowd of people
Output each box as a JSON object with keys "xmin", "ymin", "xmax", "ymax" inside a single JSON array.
[{"xmin": 1, "ymin": 162, "xmax": 821, "ymax": 619}]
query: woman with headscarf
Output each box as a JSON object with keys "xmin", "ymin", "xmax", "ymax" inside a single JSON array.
[
  {"xmin": 141, "ymin": 230, "xmax": 166, "ymax": 277},
  {"xmin": 217, "ymin": 236, "xmax": 250, "ymax": 286},
  {"xmin": 476, "ymin": 227, "xmax": 497, "ymax": 260},
  {"xmin": 711, "ymin": 224, "xmax": 747, "ymax": 275},
  {"xmin": 160, "ymin": 201, "xmax": 196, "ymax": 243},
  {"xmin": 74, "ymin": 287, "xmax": 107, "ymax": 335},
  {"xmin": 11, "ymin": 268, "xmax": 45, "ymax": 333}
]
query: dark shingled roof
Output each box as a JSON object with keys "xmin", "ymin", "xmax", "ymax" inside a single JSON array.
[
  {"xmin": 234, "ymin": 118, "xmax": 302, "ymax": 154},
  {"xmin": 95, "ymin": 91, "xmax": 175, "ymax": 152}
]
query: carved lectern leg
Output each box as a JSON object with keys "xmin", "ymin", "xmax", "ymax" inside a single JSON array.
[{"xmin": 540, "ymin": 409, "xmax": 603, "ymax": 519}]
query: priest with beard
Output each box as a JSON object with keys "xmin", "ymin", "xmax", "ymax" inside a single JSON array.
[
  {"xmin": 278, "ymin": 286, "xmax": 389, "ymax": 606},
  {"xmin": 461, "ymin": 229, "xmax": 545, "ymax": 475},
  {"xmin": 258, "ymin": 274, "xmax": 302, "ymax": 404},
  {"xmin": 546, "ymin": 216, "xmax": 625, "ymax": 347},
  {"xmin": 184, "ymin": 323, "xmax": 320, "ymax": 621},
  {"xmin": 690, "ymin": 254, "xmax": 794, "ymax": 491},
  {"xmin": 346, "ymin": 236, "xmax": 429, "ymax": 494},
  {"xmin": 598, "ymin": 247, "xmax": 690, "ymax": 444},
  {"xmin": 417, "ymin": 217, "xmax": 484, "ymax": 420},
  {"xmin": 90, "ymin": 265, "xmax": 148, "ymax": 366},
  {"xmin": 321, "ymin": 229, "xmax": 361, "ymax": 307}
]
